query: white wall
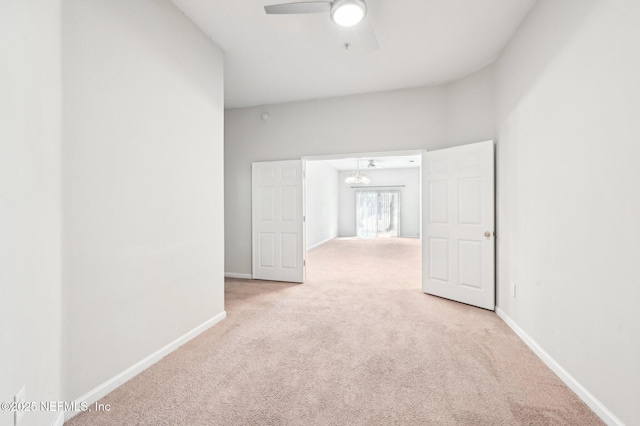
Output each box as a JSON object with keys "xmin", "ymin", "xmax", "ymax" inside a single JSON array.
[
  {"xmin": 446, "ymin": 65, "xmax": 497, "ymax": 147},
  {"xmin": 61, "ymin": 0, "xmax": 225, "ymax": 402},
  {"xmin": 225, "ymin": 66, "xmax": 494, "ymax": 275},
  {"xmin": 338, "ymin": 168, "xmax": 421, "ymax": 238},
  {"xmin": 0, "ymin": 1, "xmax": 63, "ymax": 425},
  {"xmin": 495, "ymin": 0, "xmax": 640, "ymax": 424},
  {"xmin": 305, "ymin": 161, "xmax": 339, "ymax": 249}
]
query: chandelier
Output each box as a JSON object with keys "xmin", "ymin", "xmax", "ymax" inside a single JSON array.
[{"xmin": 345, "ymin": 158, "xmax": 370, "ymax": 184}]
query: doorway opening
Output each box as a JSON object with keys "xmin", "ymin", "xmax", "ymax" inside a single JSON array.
[
  {"xmin": 302, "ymin": 150, "xmax": 423, "ymax": 283},
  {"xmin": 304, "ymin": 151, "xmax": 422, "ymax": 241},
  {"xmin": 251, "ymin": 141, "xmax": 495, "ymax": 310}
]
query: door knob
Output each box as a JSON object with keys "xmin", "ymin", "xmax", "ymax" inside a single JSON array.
[{"xmin": 484, "ymin": 231, "xmax": 492, "ymax": 238}]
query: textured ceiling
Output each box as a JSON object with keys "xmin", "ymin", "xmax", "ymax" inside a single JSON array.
[{"xmin": 170, "ymin": 0, "xmax": 537, "ymax": 108}]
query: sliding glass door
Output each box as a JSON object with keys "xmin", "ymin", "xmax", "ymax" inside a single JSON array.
[{"xmin": 356, "ymin": 190, "xmax": 400, "ymax": 238}]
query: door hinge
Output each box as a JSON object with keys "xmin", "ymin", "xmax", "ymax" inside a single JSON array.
[
  {"xmin": 303, "ymin": 215, "xmax": 306, "ymax": 222},
  {"xmin": 304, "ymin": 260, "xmax": 306, "ymax": 266}
]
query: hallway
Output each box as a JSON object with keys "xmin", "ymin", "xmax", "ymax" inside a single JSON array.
[{"xmin": 68, "ymin": 238, "xmax": 601, "ymax": 425}]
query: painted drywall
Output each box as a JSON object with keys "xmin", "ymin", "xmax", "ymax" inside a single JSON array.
[
  {"xmin": 61, "ymin": 0, "xmax": 225, "ymax": 401},
  {"xmin": 225, "ymin": 66, "xmax": 495, "ymax": 275},
  {"xmin": 446, "ymin": 66, "xmax": 496, "ymax": 147},
  {"xmin": 0, "ymin": 1, "xmax": 63, "ymax": 425},
  {"xmin": 495, "ymin": 0, "xmax": 640, "ymax": 424},
  {"xmin": 305, "ymin": 161, "xmax": 339, "ymax": 249},
  {"xmin": 338, "ymin": 168, "xmax": 421, "ymax": 238}
]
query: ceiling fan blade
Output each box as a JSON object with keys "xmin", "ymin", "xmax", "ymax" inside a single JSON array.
[
  {"xmin": 264, "ymin": 1, "xmax": 331, "ymax": 15},
  {"xmin": 359, "ymin": 20, "xmax": 379, "ymax": 52}
]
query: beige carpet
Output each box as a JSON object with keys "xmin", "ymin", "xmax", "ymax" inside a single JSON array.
[{"xmin": 67, "ymin": 237, "xmax": 603, "ymax": 425}]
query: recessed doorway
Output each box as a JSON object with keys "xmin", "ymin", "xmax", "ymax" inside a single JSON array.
[
  {"xmin": 303, "ymin": 150, "xmax": 423, "ymax": 285},
  {"xmin": 251, "ymin": 141, "xmax": 495, "ymax": 310}
]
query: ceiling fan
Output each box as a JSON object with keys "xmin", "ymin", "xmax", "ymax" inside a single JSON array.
[{"xmin": 264, "ymin": 0, "xmax": 379, "ymax": 51}]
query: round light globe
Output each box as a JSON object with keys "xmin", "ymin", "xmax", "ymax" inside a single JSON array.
[{"xmin": 331, "ymin": 0, "xmax": 366, "ymax": 27}]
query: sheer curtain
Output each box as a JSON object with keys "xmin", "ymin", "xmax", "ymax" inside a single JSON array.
[{"xmin": 356, "ymin": 190, "xmax": 399, "ymax": 238}]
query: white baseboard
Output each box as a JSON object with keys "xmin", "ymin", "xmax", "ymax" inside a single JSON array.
[
  {"xmin": 495, "ymin": 308, "xmax": 623, "ymax": 426},
  {"xmin": 224, "ymin": 272, "xmax": 252, "ymax": 279},
  {"xmin": 51, "ymin": 412, "xmax": 64, "ymax": 426},
  {"xmin": 306, "ymin": 236, "xmax": 335, "ymax": 251},
  {"xmin": 64, "ymin": 310, "xmax": 227, "ymax": 421}
]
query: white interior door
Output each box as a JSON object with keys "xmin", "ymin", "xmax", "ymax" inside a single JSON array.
[
  {"xmin": 422, "ymin": 141, "xmax": 495, "ymax": 310},
  {"xmin": 252, "ymin": 160, "xmax": 305, "ymax": 283}
]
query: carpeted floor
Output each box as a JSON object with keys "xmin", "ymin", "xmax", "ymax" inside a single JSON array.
[{"xmin": 66, "ymin": 237, "xmax": 603, "ymax": 425}]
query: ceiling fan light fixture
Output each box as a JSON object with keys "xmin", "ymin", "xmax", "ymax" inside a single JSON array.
[{"xmin": 331, "ymin": 0, "xmax": 366, "ymax": 27}]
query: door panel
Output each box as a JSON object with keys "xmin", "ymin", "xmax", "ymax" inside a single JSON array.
[
  {"xmin": 429, "ymin": 238, "xmax": 449, "ymax": 282},
  {"xmin": 422, "ymin": 141, "xmax": 495, "ymax": 310},
  {"xmin": 252, "ymin": 160, "xmax": 305, "ymax": 283}
]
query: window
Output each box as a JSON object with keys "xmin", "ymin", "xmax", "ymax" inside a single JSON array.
[{"xmin": 356, "ymin": 190, "xmax": 399, "ymax": 238}]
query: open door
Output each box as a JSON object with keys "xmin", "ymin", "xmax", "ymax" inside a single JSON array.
[
  {"xmin": 422, "ymin": 141, "xmax": 495, "ymax": 310},
  {"xmin": 252, "ymin": 160, "xmax": 305, "ymax": 283}
]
